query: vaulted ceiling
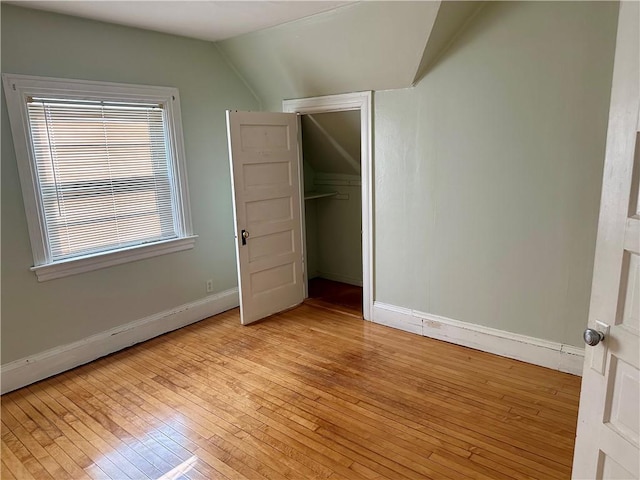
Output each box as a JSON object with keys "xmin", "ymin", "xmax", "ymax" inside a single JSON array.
[
  {"xmin": 8, "ymin": 1, "xmax": 484, "ymax": 108},
  {"xmin": 5, "ymin": 1, "xmax": 354, "ymax": 42},
  {"xmin": 216, "ymin": 1, "xmax": 484, "ymax": 108},
  {"xmin": 218, "ymin": 2, "xmax": 440, "ymax": 108}
]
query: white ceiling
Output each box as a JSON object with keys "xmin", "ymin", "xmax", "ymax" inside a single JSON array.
[{"xmin": 7, "ymin": 1, "xmax": 354, "ymax": 42}]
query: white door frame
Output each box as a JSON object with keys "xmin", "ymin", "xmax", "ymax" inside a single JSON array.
[{"xmin": 283, "ymin": 91, "xmax": 373, "ymax": 321}]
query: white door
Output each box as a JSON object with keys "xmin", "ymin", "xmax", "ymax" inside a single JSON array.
[
  {"xmin": 226, "ymin": 111, "xmax": 305, "ymax": 325},
  {"xmin": 572, "ymin": 3, "xmax": 640, "ymax": 479}
]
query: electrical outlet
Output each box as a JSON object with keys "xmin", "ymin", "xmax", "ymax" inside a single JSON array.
[{"xmin": 206, "ymin": 279, "xmax": 213, "ymax": 293}]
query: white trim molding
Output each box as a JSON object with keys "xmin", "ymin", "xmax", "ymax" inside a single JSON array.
[
  {"xmin": 373, "ymin": 301, "xmax": 585, "ymax": 376},
  {"xmin": 1, "ymin": 288, "xmax": 239, "ymax": 394},
  {"xmin": 32, "ymin": 235, "xmax": 197, "ymax": 282},
  {"xmin": 282, "ymin": 91, "xmax": 373, "ymax": 321}
]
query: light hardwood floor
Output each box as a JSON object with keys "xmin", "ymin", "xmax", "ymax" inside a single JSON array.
[{"xmin": 1, "ymin": 304, "xmax": 581, "ymax": 479}]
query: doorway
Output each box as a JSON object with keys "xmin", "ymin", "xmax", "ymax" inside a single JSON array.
[
  {"xmin": 301, "ymin": 110, "xmax": 363, "ymax": 316},
  {"xmin": 283, "ymin": 92, "xmax": 373, "ymax": 320}
]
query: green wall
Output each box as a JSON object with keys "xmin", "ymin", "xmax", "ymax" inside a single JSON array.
[
  {"xmin": 0, "ymin": 1, "xmax": 621, "ymax": 366},
  {"xmin": 375, "ymin": 1, "xmax": 618, "ymax": 347},
  {"xmin": 1, "ymin": 5, "xmax": 258, "ymax": 363},
  {"xmin": 219, "ymin": 1, "xmax": 618, "ymax": 348}
]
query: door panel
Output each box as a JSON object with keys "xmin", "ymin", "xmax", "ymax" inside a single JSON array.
[
  {"xmin": 572, "ymin": 3, "xmax": 640, "ymax": 479},
  {"xmin": 248, "ymin": 231, "xmax": 294, "ymax": 262},
  {"xmin": 604, "ymin": 357, "xmax": 639, "ymax": 445},
  {"xmin": 227, "ymin": 111, "xmax": 304, "ymax": 325},
  {"xmin": 243, "ymin": 161, "xmax": 291, "ymax": 188},
  {"xmin": 599, "ymin": 453, "xmax": 634, "ymax": 480},
  {"xmin": 618, "ymin": 252, "xmax": 639, "ymax": 333},
  {"xmin": 246, "ymin": 196, "xmax": 292, "ymax": 223}
]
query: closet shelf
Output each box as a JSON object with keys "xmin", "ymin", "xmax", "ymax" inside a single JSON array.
[{"xmin": 304, "ymin": 191, "xmax": 337, "ymax": 200}]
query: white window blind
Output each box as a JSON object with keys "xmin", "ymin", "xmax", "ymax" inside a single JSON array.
[
  {"xmin": 3, "ymin": 74, "xmax": 194, "ymax": 281},
  {"xmin": 27, "ymin": 97, "xmax": 178, "ymax": 261}
]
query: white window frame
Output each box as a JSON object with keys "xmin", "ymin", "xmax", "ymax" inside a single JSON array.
[{"xmin": 3, "ymin": 73, "xmax": 196, "ymax": 281}]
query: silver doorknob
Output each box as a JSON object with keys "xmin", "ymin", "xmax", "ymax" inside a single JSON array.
[
  {"xmin": 242, "ymin": 230, "xmax": 250, "ymax": 239},
  {"xmin": 583, "ymin": 328, "xmax": 605, "ymax": 346}
]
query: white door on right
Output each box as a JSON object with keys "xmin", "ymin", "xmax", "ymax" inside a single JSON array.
[{"xmin": 572, "ymin": 2, "xmax": 640, "ymax": 479}]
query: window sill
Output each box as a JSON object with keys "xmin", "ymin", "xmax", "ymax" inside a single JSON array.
[{"xmin": 31, "ymin": 236, "xmax": 198, "ymax": 282}]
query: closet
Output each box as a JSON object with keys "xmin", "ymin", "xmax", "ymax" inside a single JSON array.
[{"xmin": 300, "ymin": 111, "xmax": 363, "ymax": 316}]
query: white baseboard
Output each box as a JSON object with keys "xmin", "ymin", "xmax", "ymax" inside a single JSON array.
[
  {"xmin": 373, "ymin": 302, "xmax": 584, "ymax": 376},
  {"xmin": 1, "ymin": 288, "xmax": 239, "ymax": 394}
]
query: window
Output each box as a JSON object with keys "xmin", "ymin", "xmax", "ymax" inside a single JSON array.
[{"xmin": 3, "ymin": 74, "xmax": 196, "ymax": 281}]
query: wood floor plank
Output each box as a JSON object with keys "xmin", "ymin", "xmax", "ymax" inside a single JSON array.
[
  {"xmin": 191, "ymin": 310, "xmax": 576, "ymax": 470},
  {"xmin": 0, "ymin": 304, "xmax": 580, "ymax": 479},
  {"xmin": 1, "ymin": 403, "xmax": 23, "ymax": 433},
  {"xmin": 152, "ymin": 336, "xmax": 452, "ymax": 478},
  {"xmin": 41, "ymin": 383, "xmax": 154, "ymax": 479},
  {"xmin": 253, "ymin": 310, "xmax": 575, "ymax": 412},
  {"xmin": 206, "ymin": 328, "xmax": 576, "ymax": 466},
  {"xmin": 121, "ymin": 353, "xmax": 350, "ymax": 480},
  {"xmin": 1, "ymin": 439, "xmax": 38, "ymax": 480},
  {"xmin": 58, "ymin": 371, "xmax": 179, "ymax": 478},
  {"xmin": 100, "ymin": 361, "xmax": 291, "ymax": 480},
  {"xmin": 43, "ymin": 440, "xmax": 92, "ymax": 480},
  {"xmin": 168, "ymin": 308, "xmax": 576, "ymax": 476},
  {"xmin": 1, "ymin": 402, "xmax": 72, "ymax": 480},
  {"xmin": 135, "ymin": 334, "xmax": 471, "ymax": 469},
  {"xmin": 1, "ymin": 433, "xmax": 56, "ymax": 480},
  {"xmin": 84, "ymin": 367, "xmax": 245, "ymax": 480},
  {"xmin": 229, "ymin": 322, "xmax": 577, "ymax": 456},
  {"xmin": 212, "ymin": 310, "xmax": 556, "ymax": 426},
  {"xmin": 1, "ymin": 459, "xmax": 18, "ymax": 480},
  {"xmin": 24, "ymin": 385, "xmax": 140, "ymax": 479}
]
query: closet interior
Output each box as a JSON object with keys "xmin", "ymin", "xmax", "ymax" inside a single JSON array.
[{"xmin": 300, "ymin": 110, "xmax": 363, "ymax": 316}]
